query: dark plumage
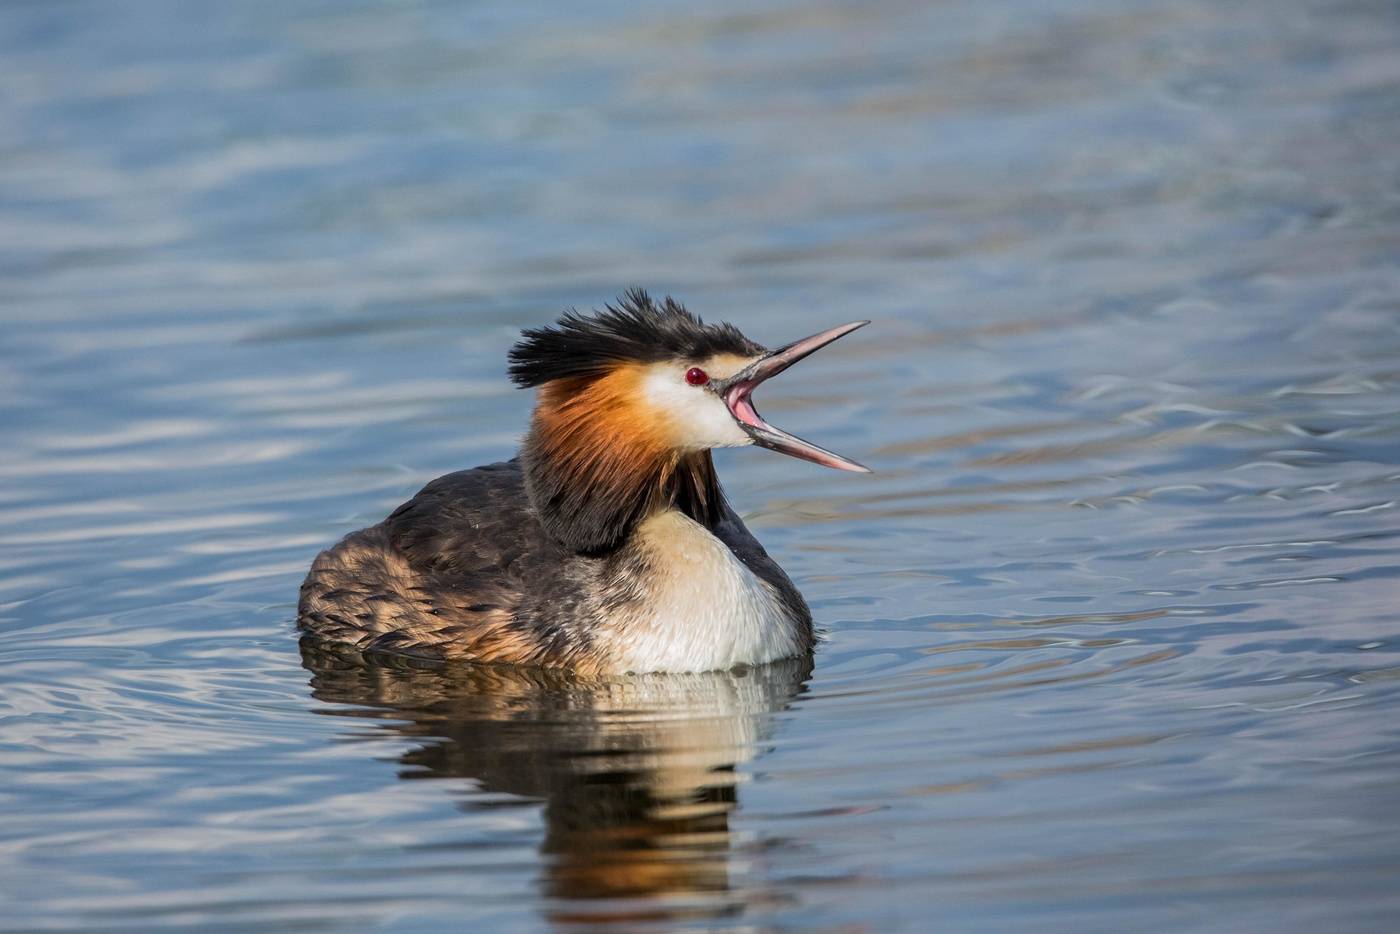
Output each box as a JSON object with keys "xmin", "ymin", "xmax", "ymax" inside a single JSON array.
[
  {"xmin": 298, "ymin": 460, "xmax": 809, "ymax": 673},
  {"xmin": 508, "ymin": 288, "xmax": 764, "ymax": 388}
]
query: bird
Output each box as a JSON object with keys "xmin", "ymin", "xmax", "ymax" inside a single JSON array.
[{"xmin": 297, "ymin": 289, "xmax": 869, "ymax": 675}]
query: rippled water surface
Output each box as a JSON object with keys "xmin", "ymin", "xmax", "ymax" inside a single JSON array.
[{"xmin": 4, "ymin": 0, "xmax": 1400, "ymax": 930}]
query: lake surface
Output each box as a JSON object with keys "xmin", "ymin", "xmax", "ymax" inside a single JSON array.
[{"xmin": 3, "ymin": 0, "xmax": 1400, "ymax": 930}]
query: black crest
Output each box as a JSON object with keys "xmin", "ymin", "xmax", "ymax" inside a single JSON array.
[{"xmin": 508, "ymin": 289, "xmax": 765, "ymax": 387}]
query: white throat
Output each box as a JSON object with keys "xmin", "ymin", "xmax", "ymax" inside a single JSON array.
[{"xmin": 601, "ymin": 510, "xmax": 804, "ymax": 673}]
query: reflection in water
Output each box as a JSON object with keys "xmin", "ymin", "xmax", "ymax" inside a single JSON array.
[
  {"xmin": 6, "ymin": 0, "xmax": 1400, "ymax": 927},
  {"xmin": 301, "ymin": 641, "xmax": 811, "ymax": 923}
]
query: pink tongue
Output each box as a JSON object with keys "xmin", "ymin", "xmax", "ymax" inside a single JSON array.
[{"xmin": 728, "ymin": 390, "xmax": 764, "ymax": 429}]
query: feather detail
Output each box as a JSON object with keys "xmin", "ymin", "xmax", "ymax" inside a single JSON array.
[
  {"xmin": 508, "ymin": 289, "xmax": 764, "ymax": 388},
  {"xmin": 522, "ymin": 367, "xmax": 728, "ymax": 553}
]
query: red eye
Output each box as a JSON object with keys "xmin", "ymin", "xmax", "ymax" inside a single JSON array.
[{"xmin": 685, "ymin": 367, "xmax": 710, "ymax": 386}]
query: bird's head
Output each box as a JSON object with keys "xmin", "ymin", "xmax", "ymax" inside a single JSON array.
[
  {"xmin": 509, "ymin": 289, "xmax": 868, "ymax": 551},
  {"xmin": 510, "ymin": 289, "xmax": 869, "ymax": 470}
]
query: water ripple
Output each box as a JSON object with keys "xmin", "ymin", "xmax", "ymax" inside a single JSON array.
[{"xmin": 3, "ymin": 0, "xmax": 1400, "ymax": 930}]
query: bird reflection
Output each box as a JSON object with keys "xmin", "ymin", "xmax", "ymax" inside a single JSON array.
[{"xmin": 300, "ymin": 641, "xmax": 811, "ymax": 923}]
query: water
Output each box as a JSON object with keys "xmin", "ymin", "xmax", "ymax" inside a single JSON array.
[{"xmin": 3, "ymin": 0, "xmax": 1399, "ymax": 929}]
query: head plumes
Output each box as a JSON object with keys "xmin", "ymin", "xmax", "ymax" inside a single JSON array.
[
  {"xmin": 511, "ymin": 290, "xmax": 870, "ymax": 552},
  {"xmin": 508, "ymin": 289, "xmax": 765, "ymax": 388}
]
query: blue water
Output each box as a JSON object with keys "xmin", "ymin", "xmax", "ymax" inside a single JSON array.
[{"xmin": 3, "ymin": 0, "xmax": 1400, "ymax": 930}]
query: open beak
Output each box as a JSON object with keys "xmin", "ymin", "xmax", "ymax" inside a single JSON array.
[{"xmin": 717, "ymin": 320, "xmax": 871, "ymax": 473}]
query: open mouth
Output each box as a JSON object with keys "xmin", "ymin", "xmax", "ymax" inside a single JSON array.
[{"xmin": 719, "ymin": 320, "xmax": 871, "ymax": 473}]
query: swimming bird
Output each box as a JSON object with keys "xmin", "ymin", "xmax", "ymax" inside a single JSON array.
[{"xmin": 297, "ymin": 289, "xmax": 868, "ymax": 674}]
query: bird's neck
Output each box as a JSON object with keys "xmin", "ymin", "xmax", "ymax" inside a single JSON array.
[{"xmin": 521, "ymin": 379, "xmax": 727, "ymax": 553}]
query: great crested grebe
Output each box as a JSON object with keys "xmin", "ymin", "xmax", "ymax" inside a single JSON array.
[{"xmin": 297, "ymin": 290, "xmax": 869, "ymax": 674}]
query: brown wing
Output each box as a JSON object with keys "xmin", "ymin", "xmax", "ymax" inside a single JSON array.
[{"xmin": 297, "ymin": 461, "xmax": 600, "ymax": 670}]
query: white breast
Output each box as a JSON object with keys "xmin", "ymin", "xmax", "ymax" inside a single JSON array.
[{"xmin": 602, "ymin": 510, "xmax": 804, "ymax": 673}]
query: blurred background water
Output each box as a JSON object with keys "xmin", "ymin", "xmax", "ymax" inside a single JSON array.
[{"xmin": 2, "ymin": 0, "xmax": 1400, "ymax": 930}]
